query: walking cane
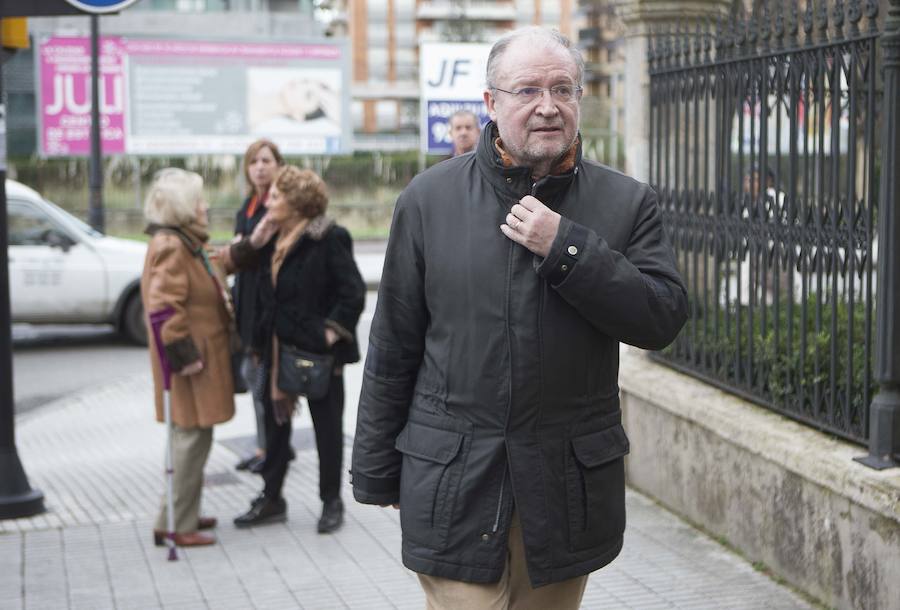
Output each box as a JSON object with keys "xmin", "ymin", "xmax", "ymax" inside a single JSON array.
[{"xmin": 149, "ymin": 307, "xmax": 178, "ymax": 561}]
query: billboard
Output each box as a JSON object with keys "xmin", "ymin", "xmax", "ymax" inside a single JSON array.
[
  {"xmin": 37, "ymin": 35, "xmax": 352, "ymax": 156},
  {"xmin": 419, "ymin": 43, "xmax": 491, "ymax": 155}
]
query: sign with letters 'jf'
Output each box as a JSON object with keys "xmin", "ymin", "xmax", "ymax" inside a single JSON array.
[
  {"xmin": 63, "ymin": 0, "xmax": 142, "ymax": 14},
  {"xmin": 419, "ymin": 42, "xmax": 491, "ymax": 155}
]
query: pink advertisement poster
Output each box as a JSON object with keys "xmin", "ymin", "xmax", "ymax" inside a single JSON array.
[
  {"xmin": 39, "ymin": 36, "xmax": 126, "ymax": 156},
  {"xmin": 37, "ymin": 35, "xmax": 351, "ymax": 156}
]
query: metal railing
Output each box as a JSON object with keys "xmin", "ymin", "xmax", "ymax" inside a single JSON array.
[{"xmin": 647, "ymin": 0, "xmax": 887, "ymax": 446}]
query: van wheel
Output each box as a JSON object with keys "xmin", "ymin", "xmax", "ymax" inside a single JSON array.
[{"xmin": 122, "ymin": 293, "xmax": 147, "ymax": 346}]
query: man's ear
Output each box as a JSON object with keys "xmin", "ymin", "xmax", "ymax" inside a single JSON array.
[{"xmin": 484, "ymin": 89, "xmax": 497, "ymax": 121}]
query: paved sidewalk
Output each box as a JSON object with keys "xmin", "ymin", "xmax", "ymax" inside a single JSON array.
[{"xmin": 2, "ymin": 370, "xmax": 814, "ymax": 610}]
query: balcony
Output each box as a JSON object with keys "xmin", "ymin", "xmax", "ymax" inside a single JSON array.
[
  {"xmin": 416, "ymin": 1, "xmax": 517, "ymax": 22},
  {"xmin": 579, "ymin": 27, "xmax": 601, "ymax": 47}
]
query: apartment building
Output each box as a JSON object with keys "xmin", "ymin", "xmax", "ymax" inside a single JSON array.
[{"xmin": 334, "ymin": 0, "xmax": 580, "ymax": 142}]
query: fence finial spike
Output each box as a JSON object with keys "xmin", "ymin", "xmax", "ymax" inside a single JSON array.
[
  {"xmin": 715, "ymin": 11, "xmax": 727, "ymax": 54},
  {"xmin": 679, "ymin": 19, "xmax": 690, "ymax": 67},
  {"xmin": 816, "ymin": 0, "xmax": 831, "ymax": 42},
  {"xmin": 703, "ymin": 16, "xmax": 713, "ymax": 62},
  {"xmin": 660, "ymin": 25, "xmax": 672, "ymax": 68},
  {"xmin": 773, "ymin": 0, "xmax": 786, "ymax": 48},
  {"xmin": 787, "ymin": 0, "xmax": 800, "ymax": 44},
  {"xmin": 834, "ymin": 0, "xmax": 846, "ymax": 39},
  {"xmin": 694, "ymin": 19, "xmax": 703, "ymax": 64},
  {"xmin": 803, "ymin": 0, "xmax": 815, "ymax": 37},
  {"xmin": 732, "ymin": 2, "xmax": 745, "ymax": 55},
  {"xmin": 863, "ymin": 0, "xmax": 879, "ymax": 32},
  {"xmin": 760, "ymin": 0, "xmax": 772, "ymax": 51},
  {"xmin": 747, "ymin": 1, "xmax": 759, "ymax": 51},
  {"xmin": 847, "ymin": 0, "xmax": 862, "ymax": 36}
]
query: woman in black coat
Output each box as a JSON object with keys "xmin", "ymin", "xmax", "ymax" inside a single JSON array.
[
  {"xmin": 230, "ymin": 166, "xmax": 365, "ymax": 533},
  {"xmin": 232, "ymin": 138, "xmax": 284, "ymax": 473}
]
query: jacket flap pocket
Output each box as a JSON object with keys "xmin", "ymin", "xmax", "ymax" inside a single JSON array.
[
  {"xmin": 394, "ymin": 421, "xmax": 463, "ymax": 465},
  {"xmin": 571, "ymin": 424, "xmax": 630, "ymax": 468}
]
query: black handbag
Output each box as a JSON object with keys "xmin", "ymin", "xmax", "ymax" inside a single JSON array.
[
  {"xmin": 277, "ymin": 343, "xmax": 334, "ymax": 401},
  {"xmin": 230, "ymin": 348, "xmax": 248, "ymax": 394}
]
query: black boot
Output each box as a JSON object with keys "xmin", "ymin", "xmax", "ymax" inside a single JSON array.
[
  {"xmin": 317, "ymin": 497, "xmax": 344, "ymax": 534},
  {"xmin": 233, "ymin": 495, "xmax": 287, "ymax": 528}
]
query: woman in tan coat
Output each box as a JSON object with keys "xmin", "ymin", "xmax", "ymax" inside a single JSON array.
[{"xmin": 141, "ymin": 168, "xmax": 235, "ymax": 548}]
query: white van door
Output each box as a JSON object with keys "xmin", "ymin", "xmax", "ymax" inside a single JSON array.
[{"xmin": 8, "ymin": 199, "xmax": 108, "ymax": 322}]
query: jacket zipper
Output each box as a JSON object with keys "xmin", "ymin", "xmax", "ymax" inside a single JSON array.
[
  {"xmin": 490, "ymin": 180, "xmax": 543, "ymax": 536},
  {"xmin": 489, "ymin": 179, "xmax": 545, "ymax": 536},
  {"xmin": 495, "ymin": 234, "xmax": 516, "ymax": 536},
  {"xmin": 492, "ymin": 469, "xmax": 507, "ymax": 533}
]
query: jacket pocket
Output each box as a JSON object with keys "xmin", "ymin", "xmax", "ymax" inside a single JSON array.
[
  {"xmin": 565, "ymin": 423, "xmax": 630, "ymax": 552},
  {"xmin": 395, "ymin": 420, "xmax": 465, "ymax": 551}
]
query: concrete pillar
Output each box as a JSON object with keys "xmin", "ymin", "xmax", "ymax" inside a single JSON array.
[{"xmin": 619, "ymin": 0, "xmax": 729, "ymax": 182}]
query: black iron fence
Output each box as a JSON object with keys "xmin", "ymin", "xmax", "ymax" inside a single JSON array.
[{"xmin": 648, "ymin": 1, "xmax": 886, "ymax": 445}]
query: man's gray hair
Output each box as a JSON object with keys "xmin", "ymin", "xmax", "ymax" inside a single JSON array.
[
  {"xmin": 449, "ymin": 109, "xmax": 480, "ymax": 126},
  {"xmin": 486, "ymin": 26, "xmax": 584, "ymax": 89}
]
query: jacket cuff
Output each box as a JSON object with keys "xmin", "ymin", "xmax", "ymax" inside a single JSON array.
[
  {"xmin": 229, "ymin": 238, "xmax": 259, "ymax": 269},
  {"xmin": 325, "ymin": 319, "xmax": 354, "ymax": 342},
  {"xmin": 535, "ymin": 218, "xmax": 589, "ymax": 286},
  {"xmin": 350, "ymin": 471, "xmax": 400, "ymax": 505},
  {"xmin": 163, "ymin": 337, "xmax": 201, "ymax": 372}
]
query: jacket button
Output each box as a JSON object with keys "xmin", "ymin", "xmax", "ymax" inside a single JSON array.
[
  {"xmin": 567, "ymin": 245, "xmax": 578, "ymax": 256},
  {"xmin": 561, "ymin": 264, "xmax": 569, "ymax": 272},
  {"xmin": 481, "ymin": 533, "xmax": 490, "ymax": 541},
  {"xmin": 506, "ymin": 177, "xmax": 512, "ymax": 183}
]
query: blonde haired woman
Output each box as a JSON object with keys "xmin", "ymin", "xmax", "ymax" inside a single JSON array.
[{"xmin": 141, "ymin": 168, "xmax": 235, "ymax": 547}]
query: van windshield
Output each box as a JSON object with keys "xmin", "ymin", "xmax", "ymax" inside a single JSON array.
[{"xmin": 43, "ymin": 198, "xmax": 104, "ymax": 238}]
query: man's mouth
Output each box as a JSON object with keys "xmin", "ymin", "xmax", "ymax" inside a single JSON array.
[{"xmin": 532, "ymin": 126, "xmax": 561, "ymax": 133}]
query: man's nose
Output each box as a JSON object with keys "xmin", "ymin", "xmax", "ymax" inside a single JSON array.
[{"xmin": 534, "ymin": 91, "xmax": 560, "ymax": 114}]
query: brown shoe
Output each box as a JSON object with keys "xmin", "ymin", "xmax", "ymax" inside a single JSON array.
[
  {"xmin": 198, "ymin": 516, "xmax": 217, "ymax": 530},
  {"xmin": 153, "ymin": 530, "xmax": 216, "ymax": 547}
]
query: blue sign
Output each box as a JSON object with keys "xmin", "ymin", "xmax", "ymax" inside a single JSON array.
[
  {"xmin": 426, "ymin": 100, "xmax": 489, "ymax": 153},
  {"xmin": 63, "ymin": 0, "xmax": 141, "ymax": 14}
]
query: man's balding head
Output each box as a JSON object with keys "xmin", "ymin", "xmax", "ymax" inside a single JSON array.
[{"xmin": 449, "ymin": 110, "xmax": 481, "ymax": 156}]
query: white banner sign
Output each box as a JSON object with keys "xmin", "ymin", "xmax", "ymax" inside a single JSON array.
[{"xmin": 419, "ymin": 43, "xmax": 492, "ymax": 154}]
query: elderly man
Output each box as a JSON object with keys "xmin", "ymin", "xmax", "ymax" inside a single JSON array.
[
  {"xmin": 448, "ymin": 109, "xmax": 481, "ymax": 156},
  {"xmin": 351, "ymin": 27, "xmax": 687, "ymax": 608}
]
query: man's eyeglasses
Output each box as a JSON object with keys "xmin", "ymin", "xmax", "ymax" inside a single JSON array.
[{"xmin": 491, "ymin": 84, "xmax": 583, "ymax": 104}]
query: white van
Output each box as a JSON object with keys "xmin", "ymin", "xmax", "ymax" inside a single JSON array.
[{"xmin": 6, "ymin": 179, "xmax": 148, "ymax": 344}]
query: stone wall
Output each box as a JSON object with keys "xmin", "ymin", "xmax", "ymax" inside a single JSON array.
[{"xmin": 619, "ymin": 347, "xmax": 900, "ymax": 610}]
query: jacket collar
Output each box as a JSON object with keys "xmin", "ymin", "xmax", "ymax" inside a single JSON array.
[
  {"xmin": 474, "ymin": 121, "xmax": 581, "ymax": 207},
  {"xmin": 273, "ymin": 213, "xmax": 334, "ymax": 257},
  {"xmin": 302, "ymin": 214, "xmax": 334, "ymax": 241}
]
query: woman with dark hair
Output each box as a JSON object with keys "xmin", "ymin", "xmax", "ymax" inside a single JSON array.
[
  {"xmin": 233, "ymin": 139, "xmax": 284, "ymax": 473},
  {"xmin": 230, "ymin": 166, "xmax": 365, "ymax": 533}
]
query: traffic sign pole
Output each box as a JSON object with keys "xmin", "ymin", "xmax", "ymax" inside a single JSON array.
[
  {"xmin": 0, "ymin": 0, "xmax": 141, "ymax": 521},
  {"xmin": 0, "ymin": 55, "xmax": 45, "ymax": 520}
]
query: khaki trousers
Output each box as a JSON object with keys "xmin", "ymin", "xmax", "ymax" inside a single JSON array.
[
  {"xmin": 154, "ymin": 425, "xmax": 213, "ymax": 533},
  {"xmin": 418, "ymin": 510, "xmax": 588, "ymax": 610}
]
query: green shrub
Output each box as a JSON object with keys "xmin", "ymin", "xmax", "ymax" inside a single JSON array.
[{"xmin": 664, "ymin": 293, "xmax": 874, "ymax": 433}]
